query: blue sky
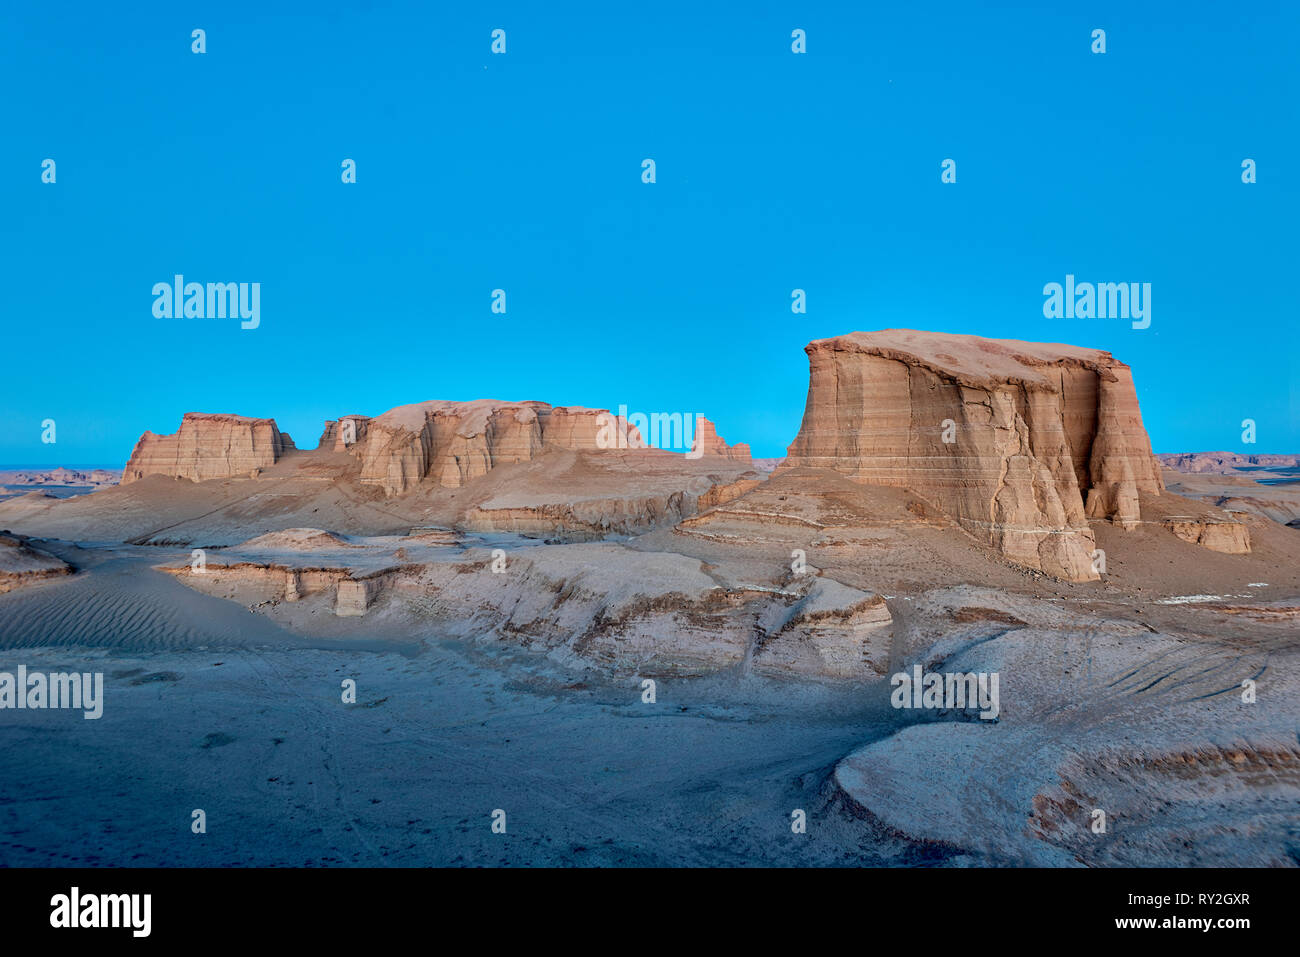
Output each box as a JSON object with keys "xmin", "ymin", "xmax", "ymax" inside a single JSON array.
[{"xmin": 3, "ymin": 0, "xmax": 1296, "ymax": 465}]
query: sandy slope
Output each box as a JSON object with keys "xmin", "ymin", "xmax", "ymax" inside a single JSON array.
[
  {"xmin": 0, "ymin": 588, "xmax": 923, "ymax": 866},
  {"xmin": 0, "ymin": 534, "xmax": 72, "ymax": 594}
]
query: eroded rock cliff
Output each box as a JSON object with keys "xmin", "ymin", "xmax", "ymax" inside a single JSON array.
[
  {"xmin": 122, "ymin": 413, "xmax": 292, "ymax": 485},
  {"xmin": 690, "ymin": 417, "xmax": 752, "ymax": 462},
  {"xmin": 353, "ymin": 400, "xmax": 645, "ymax": 495},
  {"xmin": 317, "ymin": 415, "xmax": 372, "ymax": 451},
  {"xmin": 782, "ymin": 330, "xmax": 1170, "ymax": 581}
]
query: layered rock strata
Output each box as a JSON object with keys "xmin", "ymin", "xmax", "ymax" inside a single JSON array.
[
  {"xmin": 354, "ymin": 401, "xmax": 645, "ymax": 495},
  {"xmin": 0, "ymin": 533, "xmax": 72, "ymax": 593},
  {"xmin": 122, "ymin": 413, "xmax": 292, "ymax": 484},
  {"xmin": 162, "ymin": 560, "xmax": 403, "ymax": 618},
  {"xmin": 1161, "ymin": 517, "xmax": 1251, "ymax": 554},
  {"xmin": 783, "ymin": 330, "xmax": 1169, "ymax": 581},
  {"xmin": 689, "ymin": 417, "xmax": 752, "ymax": 462},
  {"xmin": 317, "ymin": 416, "xmax": 372, "ymax": 451},
  {"xmin": 121, "ymin": 401, "xmax": 746, "ymax": 499},
  {"xmin": 1158, "ymin": 452, "xmax": 1300, "ymax": 474}
]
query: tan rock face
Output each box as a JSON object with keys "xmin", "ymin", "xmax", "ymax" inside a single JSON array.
[
  {"xmin": 1162, "ymin": 518, "xmax": 1252, "ymax": 554},
  {"xmin": 689, "ymin": 417, "xmax": 752, "ymax": 462},
  {"xmin": 119, "ymin": 400, "xmax": 729, "ymax": 499},
  {"xmin": 335, "ymin": 578, "xmax": 379, "ymax": 617},
  {"xmin": 353, "ymin": 400, "xmax": 646, "ymax": 495},
  {"xmin": 317, "ymin": 415, "xmax": 371, "ymax": 451},
  {"xmin": 783, "ymin": 330, "xmax": 1167, "ymax": 581},
  {"xmin": 1158, "ymin": 451, "xmax": 1300, "ymax": 474},
  {"xmin": 543, "ymin": 406, "xmax": 641, "ymax": 451},
  {"xmin": 122, "ymin": 413, "xmax": 292, "ymax": 485},
  {"xmin": 697, "ymin": 477, "xmax": 763, "ymax": 510}
]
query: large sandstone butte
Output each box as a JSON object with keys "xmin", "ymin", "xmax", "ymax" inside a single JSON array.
[
  {"xmin": 123, "ymin": 413, "xmax": 293, "ymax": 485},
  {"xmin": 783, "ymin": 329, "xmax": 1167, "ymax": 581}
]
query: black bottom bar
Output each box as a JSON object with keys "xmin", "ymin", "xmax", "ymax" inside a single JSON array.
[{"xmin": 0, "ymin": 866, "xmax": 1279, "ymax": 943}]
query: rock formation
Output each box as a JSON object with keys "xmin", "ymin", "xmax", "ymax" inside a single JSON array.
[
  {"xmin": 696, "ymin": 476, "xmax": 763, "ymax": 510},
  {"xmin": 120, "ymin": 400, "xmax": 748, "ymax": 499},
  {"xmin": 1161, "ymin": 517, "xmax": 1251, "ymax": 554},
  {"xmin": 1158, "ymin": 452, "xmax": 1300, "ymax": 474},
  {"xmin": 1162, "ymin": 468, "xmax": 1300, "ymax": 530},
  {"xmin": 0, "ymin": 467, "xmax": 120, "ymax": 488},
  {"xmin": 0, "ymin": 533, "xmax": 72, "ymax": 593},
  {"xmin": 542, "ymin": 406, "xmax": 638, "ymax": 451},
  {"xmin": 317, "ymin": 416, "xmax": 371, "ymax": 451},
  {"xmin": 163, "ymin": 555, "xmax": 402, "ymax": 618},
  {"xmin": 689, "ymin": 417, "xmax": 752, "ymax": 462},
  {"xmin": 782, "ymin": 330, "xmax": 1169, "ymax": 581},
  {"xmin": 353, "ymin": 400, "xmax": 644, "ymax": 495},
  {"xmin": 122, "ymin": 413, "xmax": 292, "ymax": 484},
  {"xmin": 165, "ymin": 537, "xmax": 894, "ymax": 677}
]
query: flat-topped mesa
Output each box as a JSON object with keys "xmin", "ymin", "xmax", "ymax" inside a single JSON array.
[
  {"xmin": 353, "ymin": 400, "xmax": 647, "ymax": 495},
  {"xmin": 689, "ymin": 417, "xmax": 753, "ymax": 463},
  {"xmin": 1158, "ymin": 451, "xmax": 1300, "ymax": 474},
  {"xmin": 122, "ymin": 413, "xmax": 293, "ymax": 484},
  {"xmin": 783, "ymin": 330, "xmax": 1166, "ymax": 582}
]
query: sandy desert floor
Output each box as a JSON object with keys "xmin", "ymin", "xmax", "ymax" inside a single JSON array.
[
  {"xmin": 0, "ymin": 545, "xmax": 933, "ymax": 867},
  {"xmin": 1, "ymin": 428, "xmax": 1298, "ymax": 867},
  {"xmin": 1, "ymin": 531, "xmax": 1296, "ymax": 867}
]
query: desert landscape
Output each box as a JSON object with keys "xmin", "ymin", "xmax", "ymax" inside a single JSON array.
[{"xmin": 1, "ymin": 330, "xmax": 1296, "ymax": 867}]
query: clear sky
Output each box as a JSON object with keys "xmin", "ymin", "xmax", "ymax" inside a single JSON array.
[{"xmin": 3, "ymin": 0, "xmax": 1296, "ymax": 466}]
